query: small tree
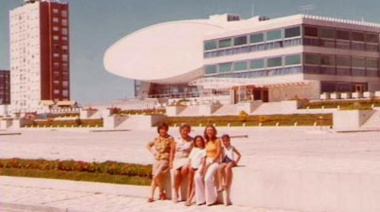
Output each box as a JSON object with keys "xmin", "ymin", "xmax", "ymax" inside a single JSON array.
[{"xmin": 239, "ymin": 110, "xmax": 248, "ymax": 123}]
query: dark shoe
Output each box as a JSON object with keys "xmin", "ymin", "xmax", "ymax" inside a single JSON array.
[
  {"xmin": 207, "ymin": 201, "xmax": 217, "ymax": 206},
  {"xmin": 159, "ymin": 192, "xmax": 166, "ymax": 200},
  {"xmin": 147, "ymin": 198, "xmax": 154, "ymax": 203}
]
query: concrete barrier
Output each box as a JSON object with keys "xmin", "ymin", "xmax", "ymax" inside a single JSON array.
[{"xmin": 231, "ymin": 166, "xmax": 380, "ymax": 212}]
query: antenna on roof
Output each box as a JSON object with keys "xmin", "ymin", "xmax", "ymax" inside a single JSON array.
[
  {"xmin": 251, "ymin": 0, "xmax": 255, "ymax": 17},
  {"xmin": 299, "ymin": 4, "xmax": 315, "ymax": 15}
]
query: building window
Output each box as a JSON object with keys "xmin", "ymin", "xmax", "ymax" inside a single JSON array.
[
  {"xmin": 53, "ymin": 26, "xmax": 59, "ymax": 31},
  {"xmin": 62, "ymin": 81, "xmax": 69, "ymax": 88},
  {"xmin": 53, "ymin": 17, "xmax": 59, "ymax": 23},
  {"xmin": 266, "ymin": 29, "xmax": 282, "ymax": 41},
  {"xmin": 320, "ymin": 55, "xmax": 335, "ymax": 66},
  {"xmin": 366, "ymin": 33, "xmax": 379, "ymax": 43},
  {"xmin": 53, "ymin": 35, "xmax": 59, "ymax": 40},
  {"xmin": 54, "ymin": 89, "xmax": 60, "ymax": 94},
  {"xmin": 319, "ymin": 28, "xmax": 335, "ymax": 39},
  {"xmin": 62, "ymin": 54, "xmax": 68, "ymax": 61},
  {"xmin": 267, "ymin": 57, "xmax": 282, "ymax": 67},
  {"xmin": 336, "ymin": 56, "xmax": 351, "ymax": 67},
  {"xmin": 366, "ymin": 58, "xmax": 379, "ymax": 69},
  {"xmin": 61, "ymin": 10, "xmax": 68, "ymax": 18},
  {"xmin": 233, "ymin": 36, "xmax": 247, "ymax": 46},
  {"xmin": 304, "ymin": 54, "xmax": 320, "ymax": 65},
  {"xmin": 218, "ymin": 38, "xmax": 232, "ymax": 48},
  {"xmin": 352, "ymin": 32, "xmax": 365, "ymax": 42},
  {"xmin": 62, "ymin": 90, "xmax": 69, "ymax": 97},
  {"xmin": 205, "ymin": 65, "xmax": 217, "ymax": 74},
  {"xmin": 204, "ymin": 40, "xmax": 217, "ymax": 51},
  {"xmin": 284, "ymin": 26, "xmax": 300, "ymax": 38},
  {"xmin": 219, "ymin": 63, "xmax": 232, "ymax": 73},
  {"xmin": 250, "ymin": 59, "xmax": 264, "ymax": 70},
  {"xmin": 285, "ymin": 54, "xmax": 301, "ymax": 65},
  {"xmin": 62, "ymin": 19, "xmax": 68, "ymax": 26},
  {"xmin": 53, "ymin": 8, "xmax": 59, "ymax": 13},
  {"xmin": 62, "ymin": 28, "xmax": 68, "ymax": 35},
  {"xmin": 352, "ymin": 57, "xmax": 366, "ymax": 67},
  {"xmin": 336, "ymin": 30, "xmax": 350, "ymax": 40},
  {"xmin": 233, "ymin": 61, "xmax": 247, "ymax": 71},
  {"xmin": 304, "ymin": 26, "xmax": 318, "ymax": 37},
  {"xmin": 250, "ymin": 33, "xmax": 264, "ymax": 43}
]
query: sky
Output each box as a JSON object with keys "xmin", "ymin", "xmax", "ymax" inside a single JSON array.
[{"xmin": 1, "ymin": 0, "xmax": 380, "ymax": 105}]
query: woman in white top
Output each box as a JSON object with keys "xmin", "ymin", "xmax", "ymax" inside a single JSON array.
[
  {"xmin": 171, "ymin": 123, "xmax": 193, "ymax": 203},
  {"xmin": 217, "ymin": 134, "xmax": 241, "ymax": 192},
  {"xmin": 185, "ymin": 135, "xmax": 206, "ymax": 206}
]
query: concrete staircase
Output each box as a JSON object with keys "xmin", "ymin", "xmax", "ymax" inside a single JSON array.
[
  {"xmin": 361, "ymin": 109, "xmax": 380, "ymax": 129},
  {"xmin": 177, "ymin": 106, "xmax": 200, "ymax": 116},
  {"xmin": 213, "ymin": 104, "xmax": 238, "ymax": 116},
  {"xmin": 251, "ymin": 102, "xmax": 284, "ymax": 115}
]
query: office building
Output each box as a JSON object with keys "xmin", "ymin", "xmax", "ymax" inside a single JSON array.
[{"xmin": 104, "ymin": 14, "xmax": 380, "ymax": 103}]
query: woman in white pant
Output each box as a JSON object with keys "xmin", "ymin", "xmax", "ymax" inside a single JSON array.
[{"xmin": 194, "ymin": 125, "xmax": 222, "ymax": 206}]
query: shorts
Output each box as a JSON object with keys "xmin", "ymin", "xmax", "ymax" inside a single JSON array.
[
  {"xmin": 152, "ymin": 160, "xmax": 169, "ymax": 176},
  {"xmin": 222, "ymin": 156, "xmax": 233, "ymax": 163}
]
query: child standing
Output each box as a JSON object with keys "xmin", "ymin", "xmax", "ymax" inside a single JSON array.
[
  {"xmin": 185, "ymin": 135, "xmax": 206, "ymax": 206},
  {"xmin": 217, "ymin": 134, "xmax": 241, "ymax": 192}
]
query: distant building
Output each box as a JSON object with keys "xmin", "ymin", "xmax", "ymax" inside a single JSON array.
[
  {"xmin": 9, "ymin": 0, "xmax": 70, "ymax": 113},
  {"xmin": 105, "ymin": 14, "xmax": 380, "ymax": 103},
  {"xmin": 0, "ymin": 70, "xmax": 10, "ymax": 105}
]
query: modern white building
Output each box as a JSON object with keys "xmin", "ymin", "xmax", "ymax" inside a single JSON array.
[
  {"xmin": 104, "ymin": 14, "xmax": 380, "ymax": 103},
  {"xmin": 9, "ymin": 0, "xmax": 70, "ymax": 113}
]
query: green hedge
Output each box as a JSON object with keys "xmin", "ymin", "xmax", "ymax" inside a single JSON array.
[
  {"xmin": 0, "ymin": 158, "xmax": 152, "ymax": 178},
  {"xmin": 24, "ymin": 118, "xmax": 104, "ymax": 128},
  {"xmin": 162, "ymin": 114, "xmax": 332, "ymax": 127}
]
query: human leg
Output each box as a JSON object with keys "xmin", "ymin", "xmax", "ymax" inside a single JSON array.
[
  {"xmin": 153, "ymin": 160, "xmax": 169, "ymax": 200},
  {"xmin": 194, "ymin": 165, "xmax": 206, "ymax": 205},
  {"xmin": 225, "ymin": 162, "xmax": 235, "ymax": 189},
  {"xmin": 204, "ymin": 162, "xmax": 219, "ymax": 205},
  {"xmin": 186, "ymin": 168, "xmax": 195, "ymax": 203},
  {"xmin": 217, "ymin": 163, "xmax": 227, "ymax": 191},
  {"xmin": 172, "ymin": 168, "xmax": 181, "ymax": 202}
]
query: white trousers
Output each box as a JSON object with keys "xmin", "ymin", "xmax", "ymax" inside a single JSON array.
[{"xmin": 194, "ymin": 162, "xmax": 219, "ymax": 205}]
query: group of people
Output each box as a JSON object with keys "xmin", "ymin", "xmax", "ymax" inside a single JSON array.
[{"xmin": 146, "ymin": 123, "xmax": 241, "ymax": 206}]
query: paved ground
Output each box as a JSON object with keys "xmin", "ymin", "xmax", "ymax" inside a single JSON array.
[{"xmin": 1, "ymin": 126, "xmax": 380, "ymax": 211}]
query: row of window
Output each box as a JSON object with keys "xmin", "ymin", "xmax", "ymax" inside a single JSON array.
[
  {"xmin": 205, "ymin": 54, "xmax": 302, "ymax": 75},
  {"xmin": 204, "ymin": 26, "xmax": 301, "ymax": 51},
  {"xmin": 303, "ymin": 37, "xmax": 378, "ymax": 51},
  {"xmin": 206, "ymin": 65, "xmax": 379, "ymax": 80},
  {"xmin": 304, "ymin": 26, "xmax": 378, "ymax": 43},
  {"xmin": 207, "ymin": 66, "xmax": 303, "ymax": 79},
  {"xmin": 304, "ymin": 66, "xmax": 378, "ymax": 77},
  {"xmin": 304, "ymin": 54, "xmax": 378, "ymax": 68},
  {"xmin": 205, "ymin": 25, "xmax": 379, "ymax": 51},
  {"xmin": 204, "ymin": 38, "xmax": 301, "ymax": 58},
  {"xmin": 205, "ymin": 54, "xmax": 380, "ymax": 78}
]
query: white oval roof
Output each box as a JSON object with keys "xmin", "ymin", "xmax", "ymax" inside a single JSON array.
[{"xmin": 103, "ymin": 20, "xmax": 224, "ymax": 84}]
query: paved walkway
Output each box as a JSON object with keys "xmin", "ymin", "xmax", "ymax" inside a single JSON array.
[
  {"xmin": 1, "ymin": 127, "xmax": 380, "ymax": 211},
  {"xmin": 0, "ymin": 176, "xmax": 296, "ymax": 212}
]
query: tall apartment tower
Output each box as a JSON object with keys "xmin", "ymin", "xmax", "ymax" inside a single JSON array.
[
  {"xmin": 9, "ymin": 0, "xmax": 69, "ymax": 113},
  {"xmin": 0, "ymin": 70, "xmax": 11, "ymax": 105}
]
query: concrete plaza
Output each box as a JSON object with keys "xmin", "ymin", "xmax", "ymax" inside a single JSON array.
[{"xmin": 1, "ymin": 126, "xmax": 380, "ymax": 212}]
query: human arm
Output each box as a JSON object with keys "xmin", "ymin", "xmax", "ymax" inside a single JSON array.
[
  {"xmin": 169, "ymin": 138, "xmax": 176, "ymax": 169},
  {"xmin": 146, "ymin": 139, "xmax": 156, "ymax": 157}
]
